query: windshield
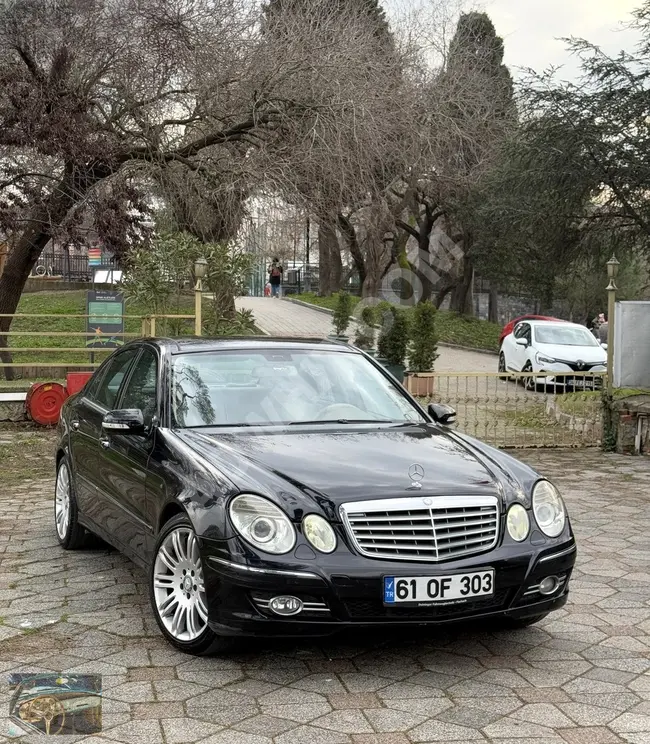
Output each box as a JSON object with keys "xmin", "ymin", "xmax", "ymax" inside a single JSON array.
[
  {"xmin": 170, "ymin": 349, "xmax": 426, "ymax": 428},
  {"xmin": 534, "ymin": 326, "xmax": 599, "ymax": 347}
]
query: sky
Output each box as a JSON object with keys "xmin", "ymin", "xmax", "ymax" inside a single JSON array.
[{"xmin": 481, "ymin": 0, "xmax": 642, "ymax": 80}]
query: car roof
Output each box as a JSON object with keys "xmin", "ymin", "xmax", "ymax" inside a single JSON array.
[
  {"xmin": 525, "ymin": 320, "xmax": 588, "ymax": 330},
  {"xmin": 141, "ymin": 336, "xmax": 357, "ymax": 355}
]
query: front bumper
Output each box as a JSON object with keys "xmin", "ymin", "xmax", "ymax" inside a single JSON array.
[
  {"xmin": 535, "ymin": 362, "xmax": 606, "ymax": 388},
  {"xmin": 201, "ymin": 540, "xmax": 577, "ymax": 638}
]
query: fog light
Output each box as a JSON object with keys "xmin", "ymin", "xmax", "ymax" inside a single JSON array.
[
  {"xmin": 539, "ymin": 576, "xmax": 559, "ymax": 595},
  {"xmin": 269, "ymin": 596, "xmax": 303, "ymax": 616}
]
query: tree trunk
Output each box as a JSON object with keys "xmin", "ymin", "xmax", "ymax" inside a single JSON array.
[
  {"xmin": 330, "ymin": 232, "xmax": 342, "ymax": 294},
  {"xmin": 435, "ymin": 283, "xmax": 454, "ymax": 308},
  {"xmin": 338, "ymin": 213, "xmax": 366, "ymax": 289},
  {"xmin": 0, "ymin": 165, "xmax": 102, "ymax": 379},
  {"xmin": 362, "ymin": 236, "xmax": 392, "ymax": 299},
  {"xmin": 488, "ymin": 286, "xmax": 499, "ymax": 323},
  {"xmin": 318, "ymin": 223, "xmax": 331, "ymax": 296},
  {"xmin": 449, "ymin": 254, "xmax": 474, "ymax": 316},
  {"xmin": 0, "ymin": 223, "xmax": 55, "ymax": 380}
]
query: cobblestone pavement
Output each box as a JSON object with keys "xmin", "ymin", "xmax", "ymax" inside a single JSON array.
[
  {"xmin": 235, "ymin": 296, "xmax": 497, "ymax": 373},
  {"xmin": 2, "ymin": 449, "xmax": 650, "ymax": 743}
]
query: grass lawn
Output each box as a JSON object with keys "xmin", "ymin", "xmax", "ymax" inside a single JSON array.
[
  {"xmin": 291, "ymin": 292, "xmax": 502, "ymax": 352},
  {"xmin": 1, "ymin": 290, "xmax": 199, "ymax": 383},
  {"xmin": 0, "ymin": 424, "xmax": 56, "ymax": 484}
]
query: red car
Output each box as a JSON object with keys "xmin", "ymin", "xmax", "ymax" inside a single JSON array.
[{"xmin": 499, "ymin": 315, "xmax": 562, "ymax": 347}]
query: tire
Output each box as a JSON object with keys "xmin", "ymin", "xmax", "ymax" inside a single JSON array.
[
  {"xmin": 498, "ymin": 352, "xmax": 509, "ymax": 379},
  {"xmin": 55, "ymin": 457, "xmax": 87, "ymax": 550},
  {"xmin": 149, "ymin": 513, "xmax": 236, "ymax": 656},
  {"xmin": 521, "ymin": 362, "xmax": 536, "ymax": 391}
]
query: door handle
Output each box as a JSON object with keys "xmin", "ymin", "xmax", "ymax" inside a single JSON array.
[
  {"xmin": 71, "ymin": 421, "xmax": 80, "ymax": 431},
  {"xmin": 100, "ymin": 439, "xmax": 111, "ymax": 449}
]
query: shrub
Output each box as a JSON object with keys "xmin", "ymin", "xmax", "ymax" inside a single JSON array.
[
  {"xmin": 332, "ymin": 291, "xmax": 353, "ymax": 336},
  {"xmin": 377, "ymin": 305, "xmax": 409, "ymax": 366},
  {"xmin": 353, "ymin": 305, "xmax": 378, "ymax": 349},
  {"xmin": 408, "ymin": 301, "xmax": 439, "ymax": 372}
]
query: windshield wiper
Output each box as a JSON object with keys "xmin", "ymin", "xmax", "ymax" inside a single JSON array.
[{"xmin": 287, "ymin": 418, "xmax": 396, "ymax": 425}]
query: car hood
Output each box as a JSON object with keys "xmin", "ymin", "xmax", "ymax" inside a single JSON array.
[
  {"xmin": 173, "ymin": 424, "xmax": 533, "ymax": 521},
  {"xmin": 535, "ymin": 342, "xmax": 606, "ymax": 363}
]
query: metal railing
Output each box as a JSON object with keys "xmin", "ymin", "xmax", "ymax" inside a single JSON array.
[
  {"xmin": 0, "ymin": 312, "xmax": 196, "ymax": 380},
  {"xmin": 405, "ymin": 371, "xmax": 606, "ymax": 448}
]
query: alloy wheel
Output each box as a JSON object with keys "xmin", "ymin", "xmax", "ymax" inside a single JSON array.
[
  {"xmin": 522, "ymin": 364, "xmax": 535, "ymax": 391},
  {"xmin": 55, "ymin": 463, "xmax": 71, "ymax": 540},
  {"xmin": 153, "ymin": 527, "xmax": 209, "ymax": 642}
]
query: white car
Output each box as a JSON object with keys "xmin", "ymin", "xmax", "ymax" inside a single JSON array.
[{"xmin": 499, "ymin": 320, "xmax": 607, "ymax": 389}]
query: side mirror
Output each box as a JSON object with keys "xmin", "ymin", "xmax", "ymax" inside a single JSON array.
[
  {"xmin": 600, "ymin": 342, "xmax": 608, "ymax": 350},
  {"xmin": 102, "ymin": 409, "xmax": 145, "ymax": 435},
  {"xmin": 428, "ymin": 403, "xmax": 457, "ymax": 426},
  {"xmin": 515, "ymin": 338, "xmax": 528, "ymax": 347}
]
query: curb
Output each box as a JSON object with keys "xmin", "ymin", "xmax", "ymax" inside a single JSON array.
[{"xmin": 283, "ymin": 297, "xmax": 498, "ymax": 356}]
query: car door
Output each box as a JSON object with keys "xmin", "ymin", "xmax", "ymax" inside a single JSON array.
[
  {"xmin": 68, "ymin": 348, "xmax": 140, "ymax": 524},
  {"xmin": 511, "ymin": 322, "xmax": 532, "ymax": 371},
  {"xmin": 95, "ymin": 346, "xmax": 159, "ymax": 563}
]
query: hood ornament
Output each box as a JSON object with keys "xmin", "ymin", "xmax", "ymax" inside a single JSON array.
[{"xmin": 408, "ymin": 463, "xmax": 425, "ymax": 490}]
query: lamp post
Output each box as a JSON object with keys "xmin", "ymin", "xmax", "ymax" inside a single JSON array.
[
  {"xmin": 606, "ymin": 255, "xmax": 620, "ymax": 397},
  {"xmin": 194, "ymin": 257, "xmax": 208, "ymax": 336}
]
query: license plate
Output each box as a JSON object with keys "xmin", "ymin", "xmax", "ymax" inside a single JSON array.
[{"xmin": 383, "ymin": 570, "xmax": 494, "ymax": 604}]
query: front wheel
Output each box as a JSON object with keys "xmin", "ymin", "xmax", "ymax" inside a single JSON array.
[
  {"xmin": 149, "ymin": 514, "xmax": 235, "ymax": 655},
  {"xmin": 54, "ymin": 457, "xmax": 87, "ymax": 549},
  {"xmin": 521, "ymin": 362, "xmax": 536, "ymax": 391}
]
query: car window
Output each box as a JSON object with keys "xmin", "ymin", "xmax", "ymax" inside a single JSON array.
[
  {"xmin": 119, "ymin": 348, "xmax": 158, "ymax": 426},
  {"xmin": 170, "ymin": 349, "xmax": 426, "ymax": 428},
  {"xmin": 534, "ymin": 326, "xmax": 599, "ymax": 347},
  {"xmin": 92, "ymin": 348, "xmax": 139, "ymax": 410},
  {"xmin": 84, "ymin": 364, "xmax": 109, "ymax": 400},
  {"xmin": 514, "ymin": 323, "xmax": 530, "ymax": 341}
]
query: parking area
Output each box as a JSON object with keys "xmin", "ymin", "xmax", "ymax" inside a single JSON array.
[{"xmin": 1, "ymin": 435, "xmax": 650, "ymax": 744}]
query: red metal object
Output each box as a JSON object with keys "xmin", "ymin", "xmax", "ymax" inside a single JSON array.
[
  {"xmin": 66, "ymin": 371, "xmax": 93, "ymax": 396},
  {"xmin": 499, "ymin": 315, "xmax": 562, "ymax": 346},
  {"xmin": 25, "ymin": 382, "xmax": 69, "ymax": 426}
]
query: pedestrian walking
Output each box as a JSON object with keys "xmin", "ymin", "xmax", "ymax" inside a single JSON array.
[
  {"xmin": 598, "ymin": 318, "xmax": 608, "ymax": 344},
  {"xmin": 268, "ymin": 258, "xmax": 283, "ymax": 298}
]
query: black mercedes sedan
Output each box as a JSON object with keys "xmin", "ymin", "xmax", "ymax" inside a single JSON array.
[{"xmin": 55, "ymin": 337, "xmax": 576, "ymax": 655}]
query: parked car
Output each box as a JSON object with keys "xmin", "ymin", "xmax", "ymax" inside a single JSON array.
[
  {"xmin": 499, "ymin": 320, "xmax": 607, "ymax": 389},
  {"xmin": 55, "ymin": 337, "xmax": 576, "ymax": 655},
  {"xmin": 499, "ymin": 315, "xmax": 562, "ymax": 347}
]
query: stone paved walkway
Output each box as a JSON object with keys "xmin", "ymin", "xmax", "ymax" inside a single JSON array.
[{"xmin": 1, "ymin": 446, "xmax": 650, "ymax": 743}]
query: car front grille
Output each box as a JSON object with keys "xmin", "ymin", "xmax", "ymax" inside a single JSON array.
[
  {"xmin": 345, "ymin": 589, "xmax": 509, "ymax": 620},
  {"xmin": 340, "ymin": 496, "xmax": 499, "ymax": 563}
]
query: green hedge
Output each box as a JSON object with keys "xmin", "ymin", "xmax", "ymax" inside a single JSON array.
[{"xmin": 291, "ymin": 293, "xmax": 501, "ymax": 351}]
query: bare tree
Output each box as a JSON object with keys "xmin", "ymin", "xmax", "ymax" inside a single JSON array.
[{"xmin": 0, "ymin": 0, "xmax": 411, "ymax": 375}]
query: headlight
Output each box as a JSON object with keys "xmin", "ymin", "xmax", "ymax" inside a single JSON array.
[
  {"xmin": 532, "ymin": 480, "xmax": 566, "ymax": 537},
  {"xmin": 536, "ymin": 353, "xmax": 556, "ymax": 365},
  {"xmin": 506, "ymin": 503, "xmax": 530, "ymax": 542},
  {"xmin": 229, "ymin": 495, "xmax": 296, "ymax": 554},
  {"xmin": 303, "ymin": 514, "xmax": 337, "ymax": 553}
]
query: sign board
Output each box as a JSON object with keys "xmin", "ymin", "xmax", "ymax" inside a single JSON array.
[
  {"xmin": 86, "ymin": 290, "xmax": 125, "ymax": 348},
  {"xmin": 93, "ymin": 268, "xmax": 123, "ymax": 285},
  {"xmin": 613, "ymin": 301, "xmax": 650, "ymax": 389}
]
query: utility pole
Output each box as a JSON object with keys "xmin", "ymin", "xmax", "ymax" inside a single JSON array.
[{"xmin": 606, "ymin": 255, "xmax": 620, "ymax": 397}]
